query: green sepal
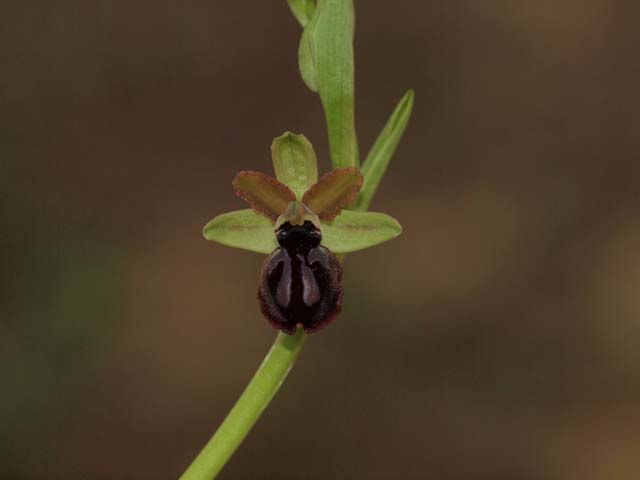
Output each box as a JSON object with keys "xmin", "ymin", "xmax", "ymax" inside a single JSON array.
[
  {"xmin": 321, "ymin": 210, "xmax": 402, "ymax": 253},
  {"xmin": 353, "ymin": 90, "xmax": 414, "ymax": 212},
  {"xmin": 203, "ymin": 209, "xmax": 277, "ymax": 254},
  {"xmin": 287, "ymin": 0, "xmax": 316, "ymax": 27},
  {"xmin": 271, "ymin": 132, "xmax": 318, "ymax": 199}
]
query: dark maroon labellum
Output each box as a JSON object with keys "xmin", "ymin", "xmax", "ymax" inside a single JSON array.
[{"xmin": 258, "ymin": 221, "xmax": 343, "ymax": 334}]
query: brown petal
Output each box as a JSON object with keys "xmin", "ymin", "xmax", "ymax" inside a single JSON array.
[
  {"xmin": 233, "ymin": 171, "xmax": 296, "ymax": 220},
  {"xmin": 302, "ymin": 167, "xmax": 364, "ymax": 221}
]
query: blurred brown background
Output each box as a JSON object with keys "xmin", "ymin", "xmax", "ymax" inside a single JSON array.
[{"xmin": 2, "ymin": 1, "xmax": 639, "ymax": 479}]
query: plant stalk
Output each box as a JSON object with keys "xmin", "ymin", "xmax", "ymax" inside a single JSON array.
[{"xmin": 180, "ymin": 330, "xmax": 307, "ymax": 479}]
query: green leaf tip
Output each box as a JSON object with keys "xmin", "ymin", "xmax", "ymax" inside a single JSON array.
[
  {"xmin": 271, "ymin": 132, "xmax": 318, "ymax": 199},
  {"xmin": 287, "ymin": 0, "xmax": 316, "ymax": 27},
  {"xmin": 321, "ymin": 210, "xmax": 402, "ymax": 253},
  {"xmin": 203, "ymin": 209, "xmax": 277, "ymax": 254},
  {"xmin": 353, "ymin": 89, "xmax": 415, "ymax": 212}
]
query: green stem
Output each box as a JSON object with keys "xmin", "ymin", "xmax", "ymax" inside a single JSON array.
[{"xmin": 180, "ymin": 330, "xmax": 307, "ymax": 480}]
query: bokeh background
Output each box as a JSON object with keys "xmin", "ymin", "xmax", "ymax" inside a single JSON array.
[{"xmin": 2, "ymin": 1, "xmax": 639, "ymax": 479}]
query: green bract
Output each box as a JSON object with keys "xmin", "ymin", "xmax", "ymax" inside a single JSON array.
[
  {"xmin": 353, "ymin": 89, "xmax": 415, "ymax": 212},
  {"xmin": 296, "ymin": 0, "xmax": 358, "ymax": 169},
  {"xmin": 287, "ymin": 0, "xmax": 316, "ymax": 27},
  {"xmin": 203, "ymin": 132, "xmax": 402, "ymax": 254}
]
